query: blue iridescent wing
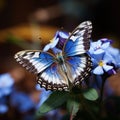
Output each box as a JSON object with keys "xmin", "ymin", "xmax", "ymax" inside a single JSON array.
[
  {"xmin": 37, "ymin": 64, "xmax": 69, "ymax": 91},
  {"xmin": 14, "ymin": 50, "xmax": 55, "ymax": 74},
  {"xmin": 63, "ymin": 21, "xmax": 92, "ymax": 56},
  {"xmin": 65, "ymin": 55, "xmax": 92, "ymax": 85},
  {"xmin": 63, "ymin": 21, "xmax": 92, "ymax": 84},
  {"xmin": 14, "ymin": 50, "xmax": 69, "ymax": 90}
]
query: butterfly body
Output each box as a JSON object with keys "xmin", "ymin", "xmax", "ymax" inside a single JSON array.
[{"xmin": 14, "ymin": 21, "xmax": 92, "ymax": 91}]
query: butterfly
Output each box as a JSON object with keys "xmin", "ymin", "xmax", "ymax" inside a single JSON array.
[{"xmin": 14, "ymin": 21, "xmax": 92, "ymax": 91}]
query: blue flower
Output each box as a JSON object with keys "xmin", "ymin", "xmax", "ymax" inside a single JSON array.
[
  {"xmin": 91, "ymin": 52, "xmax": 115, "ymax": 75},
  {"xmin": 0, "ymin": 97, "xmax": 9, "ymax": 114},
  {"xmin": 106, "ymin": 46, "xmax": 120, "ymax": 68},
  {"xmin": 10, "ymin": 91, "xmax": 35, "ymax": 112},
  {"xmin": 89, "ymin": 38, "xmax": 111, "ymax": 55},
  {"xmin": 0, "ymin": 104, "xmax": 8, "ymax": 114},
  {"xmin": 88, "ymin": 38, "xmax": 118, "ymax": 75},
  {"xmin": 43, "ymin": 31, "xmax": 69, "ymax": 53},
  {"xmin": 0, "ymin": 73, "xmax": 14, "ymax": 98}
]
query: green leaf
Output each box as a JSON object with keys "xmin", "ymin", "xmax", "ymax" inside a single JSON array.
[
  {"xmin": 67, "ymin": 97, "xmax": 80, "ymax": 116},
  {"xmin": 83, "ymin": 88, "xmax": 98, "ymax": 101},
  {"xmin": 36, "ymin": 91, "xmax": 69, "ymax": 118}
]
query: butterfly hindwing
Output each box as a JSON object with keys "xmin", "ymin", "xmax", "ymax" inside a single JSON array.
[
  {"xmin": 37, "ymin": 64, "xmax": 69, "ymax": 91},
  {"xmin": 65, "ymin": 54, "xmax": 92, "ymax": 85}
]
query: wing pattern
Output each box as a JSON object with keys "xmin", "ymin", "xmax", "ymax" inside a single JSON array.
[
  {"xmin": 14, "ymin": 21, "xmax": 92, "ymax": 91},
  {"xmin": 37, "ymin": 64, "xmax": 69, "ymax": 91},
  {"xmin": 14, "ymin": 50, "xmax": 55, "ymax": 74},
  {"xmin": 15, "ymin": 50, "xmax": 69, "ymax": 91},
  {"xmin": 64, "ymin": 21, "xmax": 92, "ymax": 56},
  {"xmin": 66, "ymin": 54, "xmax": 92, "ymax": 85}
]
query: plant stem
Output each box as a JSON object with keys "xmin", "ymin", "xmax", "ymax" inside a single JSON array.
[
  {"xmin": 70, "ymin": 113, "xmax": 73, "ymax": 120},
  {"xmin": 97, "ymin": 75, "xmax": 106, "ymax": 120},
  {"xmin": 99, "ymin": 78, "xmax": 105, "ymax": 104},
  {"xmin": 79, "ymin": 94, "xmax": 98, "ymax": 120}
]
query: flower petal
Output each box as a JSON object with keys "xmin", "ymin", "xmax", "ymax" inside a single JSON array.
[
  {"xmin": 101, "ymin": 42, "xmax": 110, "ymax": 49},
  {"xmin": 103, "ymin": 52, "xmax": 115, "ymax": 63},
  {"xmin": 92, "ymin": 53, "xmax": 104, "ymax": 62},
  {"xmin": 43, "ymin": 37, "xmax": 59, "ymax": 52},
  {"xmin": 93, "ymin": 66, "xmax": 104, "ymax": 75},
  {"xmin": 51, "ymin": 38, "xmax": 59, "ymax": 48},
  {"xmin": 90, "ymin": 40, "xmax": 102, "ymax": 49},
  {"xmin": 89, "ymin": 40, "xmax": 104, "ymax": 54},
  {"xmin": 103, "ymin": 64, "xmax": 113, "ymax": 72},
  {"xmin": 43, "ymin": 43, "xmax": 52, "ymax": 52},
  {"xmin": 94, "ymin": 49, "xmax": 104, "ymax": 54},
  {"xmin": 0, "ymin": 73, "xmax": 14, "ymax": 88},
  {"xmin": 91, "ymin": 58, "xmax": 98, "ymax": 66},
  {"xmin": 106, "ymin": 46, "xmax": 120, "ymax": 67},
  {"xmin": 0, "ymin": 104, "xmax": 8, "ymax": 114},
  {"xmin": 58, "ymin": 31, "xmax": 69, "ymax": 39}
]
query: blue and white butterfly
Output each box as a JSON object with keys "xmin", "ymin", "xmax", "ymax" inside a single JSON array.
[{"xmin": 14, "ymin": 21, "xmax": 92, "ymax": 91}]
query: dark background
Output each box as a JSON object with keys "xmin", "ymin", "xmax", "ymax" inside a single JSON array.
[{"xmin": 0, "ymin": 0, "xmax": 120, "ymax": 43}]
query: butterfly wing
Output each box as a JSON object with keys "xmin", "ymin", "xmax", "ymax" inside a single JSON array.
[
  {"xmin": 14, "ymin": 50, "xmax": 69, "ymax": 91},
  {"xmin": 65, "ymin": 55, "xmax": 92, "ymax": 85},
  {"xmin": 37, "ymin": 64, "xmax": 69, "ymax": 91},
  {"xmin": 14, "ymin": 50, "xmax": 55, "ymax": 74},
  {"xmin": 63, "ymin": 21, "xmax": 92, "ymax": 56},
  {"xmin": 63, "ymin": 21, "xmax": 92, "ymax": 84}
]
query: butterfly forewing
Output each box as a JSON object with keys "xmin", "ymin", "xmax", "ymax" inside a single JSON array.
[
  {"xmin": 63, "ymin": 21, "xmax": 92, "ymax": 56},
  {"xmin": 14, "ymin": 50, "xmax": 55, "ymax": 74},
  {"xmin": 68, "ymin": 21, "xmax": 92, "ymax": 42}
]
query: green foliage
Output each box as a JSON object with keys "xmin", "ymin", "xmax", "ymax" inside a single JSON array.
[
  {"xmin": 35, "ymin": 87, "xmax": 99, "ymax": 119},
  {"xmin": 83, "ymin": 88, "xmax": 98, "ymax": 101},
  {"xmin": 36, "ymin": 91, "xmax": 69, "ymax": 118},
  {"xmin": 67, "ymin": 96, "xmax": 80, "ymax": 117}
]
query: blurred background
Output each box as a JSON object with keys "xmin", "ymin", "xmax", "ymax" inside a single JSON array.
[{"xmin": 0, "ymin": 0, "xmax": 120, "ymax": 120}]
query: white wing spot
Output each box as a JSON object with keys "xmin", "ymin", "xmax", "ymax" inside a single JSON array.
[{"xmin": 32, "ymin": 52, "xmax": 40, "ymax": 58}]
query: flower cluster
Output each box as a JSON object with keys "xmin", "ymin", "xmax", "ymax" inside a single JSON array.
[
  {"xmin": 43, "ymin": 31, "xmax": 120, "ymax": 76},
  {"xmin": 88, "ymin": 38, "xmax": 117, "ymax": 75}
]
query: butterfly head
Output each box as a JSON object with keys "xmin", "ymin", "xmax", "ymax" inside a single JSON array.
[
  {"xmin": 56, "ymin": 52, "xmax": 64, "ymax": 64},
  {"xmin": 56, "ymin": 52, "xmax": 63, "ymax": 58}
]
